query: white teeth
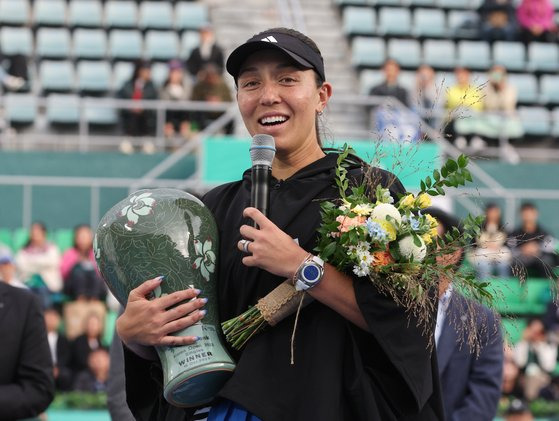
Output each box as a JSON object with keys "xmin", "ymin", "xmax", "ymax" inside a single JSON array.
[{"xmin": 260, "ymin": 115, "xmax": 287, "ymax": 124}]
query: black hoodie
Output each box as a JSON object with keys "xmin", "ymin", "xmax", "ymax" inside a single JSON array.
[{"xmin": 124, "ymin": 152, "xmax": 444, "ymax": 421}]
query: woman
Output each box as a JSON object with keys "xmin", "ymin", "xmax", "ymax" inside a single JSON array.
[
  {"xmin": 160, "ymin": 59, "xmax": 192, "ymax": 141},
  {"xmin": 516, "ymin": 0, "xmax": 556, "ymax": 43},
  {"xmin": 61, "ymin": 224, "xmax": 106, "ymax": 301},
  {"xmin": 15, "ymin": 222, "xmax": 62, "ymax": 308},
  {"xmin": 117, "ymin": 28, "xmax": 443, "ymax": 421},
  {"xmin": 467, "ymin": 203, "xmax": 511, "ymax": 280}
]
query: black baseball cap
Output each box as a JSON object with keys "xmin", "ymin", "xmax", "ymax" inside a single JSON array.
[{"xmin": 226, "ymin": 30, "xmax": 326, "ymax": 83}]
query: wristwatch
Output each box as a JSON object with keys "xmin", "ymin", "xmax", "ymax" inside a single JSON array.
[{"xmin": 294, "ymin": 255, "xmax": 325, "ymax": 291}]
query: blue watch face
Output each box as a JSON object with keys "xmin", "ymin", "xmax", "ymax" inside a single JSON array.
[{"xmin": 302, "ymin": 264, "xmax": 320, "ymax": 282}]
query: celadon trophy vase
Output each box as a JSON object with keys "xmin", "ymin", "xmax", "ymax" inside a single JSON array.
[{"xmin": 94, "ymin": 188, "xmax": 235, "ymax": 407}]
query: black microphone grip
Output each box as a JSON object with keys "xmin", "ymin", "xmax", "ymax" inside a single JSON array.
[{"xmin": 251, "ymin": 165, "xmax": 271, "ymax": 227}]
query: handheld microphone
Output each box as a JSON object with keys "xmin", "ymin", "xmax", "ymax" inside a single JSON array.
[{"xmin": 250, "ymin": 134, "xmax": 276, "ymax": 223}]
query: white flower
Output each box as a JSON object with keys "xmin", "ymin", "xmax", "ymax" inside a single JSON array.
[
  {"xmin": 338, "ymin": 198, "xmax": 352, "ymax": 211},
  {"xmin": 351, "ymin": 203, "xmax": 374, "ymax": 216},
  {"xmin": 353, "ymin": 264, "xmax": 370, "ymax": 277},
  {"xmin": 120, "ymin": 192, "xmax": 156, "ymax": 230},
  {"xmin": 398, "ymin": 235, "xmax": 427, "ymax": 262},
  {"xmin": 192, "ymin": 238, "xmax": 216, "ymax": 282},
  {"xmin": 381, "ymin": 189, "xmax": 394, "ymax": 204},
  {"xmin": 370, "ymin": 203, "xmax": 402, "ymax": 224}
]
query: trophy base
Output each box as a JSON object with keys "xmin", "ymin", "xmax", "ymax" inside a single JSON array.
[{"xmin": 163, "ymin": 362, "xmax": 236, "ymax": 408}]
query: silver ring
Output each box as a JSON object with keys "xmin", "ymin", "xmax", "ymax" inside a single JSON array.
[{"xmin": 240, "ymin": 239, "xmax": 252, "ymax": 254}]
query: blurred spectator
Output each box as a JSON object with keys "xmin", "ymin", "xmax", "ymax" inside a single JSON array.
[
  {"xmin": 467, "ymin": 203, "xmax": 512, "ymax": 280},
  {"xmin": 44, "ymin": 306, "xmax": 73, "ymax": 391},
  {"xmin": 61, "ymin": 224, "xmax": 106, "ymax": 301},
  {"xmin": 538, "ymin": 375, "xmax": 559, "ymax": 400},
  {"xmin": 160, "ymin": 59, "xmax": 193, "ymax": 142},
  {"xmin": 444, "ymin": 67, "xmax": 484, "ymax": 150},
  {"xmin": 0, "ymin": 282, "xmax": 55, "ymax": 420},
  {"xmin": 117, "ymin": 60, "xmax": 158, "ymax": 153},
  {"xmin": 477, "ymin": 65, "xmax": 523, "ymax": 144},
  {"xmin": 542, "ymin": 301, "xmax": 559, "ymax": 343},
  {"xmin": 412, "ymin": 64, "xmax": 440, "ymax": 128},
  {"xmin": 0, "ymin": 248, "xmax": 27, "ymax": 288},
  {"xmin": 15, "ymin": 222, "xmax": 62, "ymax": 309},
  {"xmin": 191, "ymin": 64, "xmax": 233, "ymax": 134},
  {"xmin": 0, "ymin": 54, "xmax": 27, "ymax": 92},
  {"xmin": 516, "ymin": 0, "xmax": 556, "ymax": 43},
  {"xmin": 369, "ymin": 58, "xmax": 410, "ymax": 106},
  {"xmin": 513, "ymin": 318, "xmax": 557, "ymax": 400},
  {"xmin": 370, "ymin": 59, "xmax": 420, "ymax": 142},
  {"xmin": 508, "ymin": 202, "xmax": 558, "ymax": 278},
  {"xmin": 428, "ymin": 208, "xmax": 504, "ymax": 421},
  {"xmin": 70, "ymin": 312, "xmax": 105, "ymax": 374},
  {"xmin": 186, "ymin": 25, "xmax": 225, "ymax": 78},
  {"xmin": 478, "ymin": 0, "xmax": 518, "ymax": 42},
  {"xmin": 73, "ymin": 348, "xmax": 110, "ymax": 393},
  {"xmin": 502, "ymin": 346, "xmax": 524, "ymax": 399},
  {"xmin": 504, "ymin": 398, "xmax": 534, "ymax": 421}
]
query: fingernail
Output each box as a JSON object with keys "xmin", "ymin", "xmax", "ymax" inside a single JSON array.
[
  {"xmin": 200, "ymin": 297, "xmax": 208, "ymax": 304},
  {"xmin": 157, "ymin": 275, "xmax": 165, "ymax": 282},
  {"xmin": 194, "ymin": 336, "xmax": 201, "ymax": 342},
  {"xmin": 199, "ymin": 309, "xmax": 207, "ymax": 318},
  {"xmin": 194, "ymin": 288, "xmax": 201, "ymax": 295}
]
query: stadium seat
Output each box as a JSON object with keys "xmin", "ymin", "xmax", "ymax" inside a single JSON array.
[
  {"xmin": 378, "ymin": 7, "xmax": 412, "ymax": 36},
  {"xmin": 76, "ymin": 60, "xmax": 111, "ymax": 94},
  {"xmin": 105, "ymin": 1, "xmax": 138, "ymax": 29},
  {"xmin": 528, "ymin": 42, "xmax": 559, "ymax": 72},
  {"xmin": 487, "ymin": 278, "xmax": 551, "ymax": 316},
  {"xmin": 46, "ymin": 94, "xmax": 81, "ymax": 125},
  {"xmin": 144, "ymin": 31, "xmax": 180, "ymax": 62},
  {"xmin": 518, "ymin": 106, "xmax": 551, "ymax": 137},
  {"xmin": 4, "ymin": 94, "xmax": 37, "ymax": 126},
  {"xmin": 492, "ymin": 41, "xmax": 526, "ymax": 72},
  {"xmin": 151, "ymin": 62, "xmax": 169, "ymax": 87},
  {"xmin": 413, "ymin": 8, "xmax": 446, "ymax": 38},
  {"xmin": 0, "ymin": 0, "xmax": 30, "ymax": 26},
  {"xmin": 507, "ymin": 73, "xmax": 539, "ymax": 104},
  {"xmin": 175, "ymin": 2, "xmax": 210, "ymax": 31},
  {"xmin": 342, "ymin": 7, "xmax": 376, "ymax": 36},
  {"xmin": 33, "ymin": 0, "xmax": 66, "ymax": 26},
  {"xmin": 387, "ymin": 39, "xmax": 421, "ymax": 68},
  {"xmin": 435, "ymin": 71, "xmax": 456, "ymax": 91},
  {"xmin": 408, "ymin": 0, "xmax": 436, "ymax": 6},
  {"xmin": 438, "ymin": 0, "xmax": 471, "ymax": 9},
  {"xmin": 448, "ymin": 10, "xmax": 479, "ymax": 39},
  {"xmin": 139, "ymin": 1, "xmax": 173, "ymax": 30},
  {"xmin": 85, "ymin": 104, "xmax": 119, "ymax": 127},
  {"xmin": 180, "ymin": 31, "xmax": 201, "ymax": 59},
  {"xmin": 370, "ymin": 0, "xmax": 403, "ymax": 6},
  {"xmin": 108, "ymin": 30, "xmax": 143, "ymax": 61},
  {"xmin": 423, "ymin": 39, "xmax": 456, "ymax": 70},
  {"xmin": 0, "ymin": 27, "xmax": 33, "ymax": 56},
  {"xmin": 351, "ymin": 37, "xmax": 386, "ymax": 68},
  {"xmin": 68, "ymin": 0, "xmax": 103, "ymax": 28},
  {"xmin": 502, "ymin": 318, "xmax": 527, "ymax": 344},
  {"xmin": 36, "ymin": 28, "xmax": 71, "ymax": 59},
  {"xmin": 12, "ymin": 228, "xmax": 29, "ymax": 251},
  {"xmin": 540, "ymin": 75, "xmax": 559, "ymax": 105},
  {"xmin": 334, "ymin": 0, "xmax": 368, "ymax": 6},
  {"xmin": 112, "ymin": 61, "xmax": 134, "ymax": 91},
  {"xmin": 40, "ymin": 61, "xmax": 75, "ymax": 93},
  {"xmin": 0, "ymin": 229, "xmax": 12, "ymax": 250},
  {"xmin": 457, "ymin": 40, "xmax": 491, "ymax": 70},
  {"xmin": 54, "ymin": 229, "xmax": 74, "ymax": 251},
  {"xmin": 550, "ymin": 108, "xmax": 559, "ymax": 137},
  {"xmin": 73, "ymin": 29, "xmax": 107, "ymax": 60},
  {"xmin": 359, "ymin": 69, "xmax": 383, "ymax": 94}
]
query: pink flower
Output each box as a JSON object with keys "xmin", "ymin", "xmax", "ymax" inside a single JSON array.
[{"xmin": 336, "ymin": 215, "xmax": 366, "ymax": 233}]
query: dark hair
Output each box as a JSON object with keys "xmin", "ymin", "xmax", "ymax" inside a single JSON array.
[
  {"xmin": 73, "ymin": 224, "xmax": 92, "ymax": 249},
  {"xmin": 520, "ymin": 202, "xmax": 537, "ymax": 211},
  {"xmin": 249, "ymin": 27, "xmax": 326, "ymax": 146},
  {"xmin": 131, "ymin": 59, "xmax": 151, "ymax": 82},
  {"xmin": 383, "ymin": 58, "xmax": 400, "ymax": 68},
  {"xmin": 25, "ymin": 221, "xmax": 48, "ymax": 248}
]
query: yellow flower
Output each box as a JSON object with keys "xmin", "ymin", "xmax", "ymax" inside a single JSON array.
[
  {"xmin": 374, "ymin": 219, "xmax": 397, "ymax": 242},
  {"xmin": 422, "ymin": 233, "xmax": 433, "ymax": 245},
  {"xmin": 351, "ymin": 203, "xmax": 373, "ymax": 216},
  {"xmin": 416, "ymin": 193, "xmax": 432, "ymax": 209},
  {"xmin": 429, "ymin": 227, "xmax": 438, "ymax": 238},
  {"xmin": 399, "ymin": 194, "xmax": 415, "ymax": 210},
  {"xmin": 425, "ymin": 214, "xmax": 438, "ymax": 228}
]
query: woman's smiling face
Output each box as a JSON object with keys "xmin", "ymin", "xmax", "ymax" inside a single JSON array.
[{"xmin": 236, "ymin": 49, "xmax": 331, "ymax": 155}]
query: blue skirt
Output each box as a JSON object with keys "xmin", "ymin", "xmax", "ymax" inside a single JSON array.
[{"xmin": 207, "ymin": 400, "xmax": 262, "ymax": 421}]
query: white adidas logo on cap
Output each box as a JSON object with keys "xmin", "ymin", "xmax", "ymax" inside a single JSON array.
[{"xmin": 261, "ymin": 36, "xmax": 278, "ymax": 43}]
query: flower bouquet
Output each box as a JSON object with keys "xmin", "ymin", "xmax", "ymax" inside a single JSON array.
[{"xmin": 222, "ymin": 146, "xmax": 491, "ymax": 351}]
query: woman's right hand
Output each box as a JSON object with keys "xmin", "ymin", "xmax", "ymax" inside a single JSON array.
[{"xmin": 116, "ymin": 276, "xmax": 207, "ymax": 348}]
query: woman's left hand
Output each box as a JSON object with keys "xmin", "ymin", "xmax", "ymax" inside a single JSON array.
[{"xmin": 238, "ymin": 207, "xmax": 308, "ymax": 279}]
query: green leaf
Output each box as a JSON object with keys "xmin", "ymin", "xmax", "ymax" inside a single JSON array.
[
  {"xmin": 420, "ymin": 180, "xmax": 426, "ymax": 191},
  {"xmin": 433, "ymin": 169, "xmax": 440, "ymax": 181},
  {"xmin": 446, "ymin": 159, "xmax": 458, "ymax": 172},
  {"xmin": 412, "ymin": 234, "xmax": 421, "ymax": 247},
  {"xmin": 320, "ymin": 242, "xmax": 337, "ymax": 259},
  {"xmin": 457, "ymin": 154, "xmax": 468, "ymax": 168},
  {"xmin": 435, "ymin": 185, "xmax": 445, "ymax": 195},
  {"xmin": 425, "ymin": 176, "xmax": 432, "ymax": 188},
  {"xmin": 464, "ymin": 169, "xmax": 472, "ymax": 182},
  {"xmin": 441, "ymin": 166, "xmax": 448, "ymax": 178}
]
